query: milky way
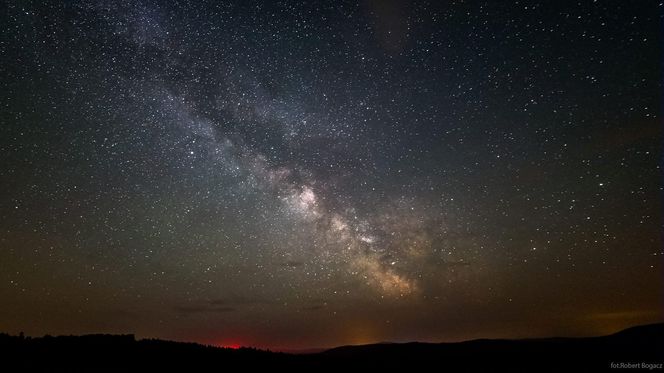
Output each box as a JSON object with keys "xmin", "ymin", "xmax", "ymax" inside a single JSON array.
[{"xmin": 1, "ymin": 0, "xmax": 662, "ymax": 348}]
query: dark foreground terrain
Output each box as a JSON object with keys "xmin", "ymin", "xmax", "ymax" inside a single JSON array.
[{"xmin": 1, "ymin": 323, "xmax": 662, "ymax": 371}]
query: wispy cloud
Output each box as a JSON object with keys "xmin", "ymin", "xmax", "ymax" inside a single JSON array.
[{"xmin": 175, "ymin": 305, "xmax": 236, "ymax": 315}]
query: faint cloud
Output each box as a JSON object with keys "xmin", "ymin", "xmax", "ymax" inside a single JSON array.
[
  {"xmin": 175, "ymin": 305, "xmax": 236, "ymax": 315},
  {"xmin": 208, "ymin": 296, "xmax": 275, "ymax": 306},
  {"xmin": 364, "ymin": 0, "xmax": 411, "ymax": 53},
  {"xmin": 586, "ymin": 310, "xmax": 660, "ymax": 321},
  {"xmin": 281, "ymin": 260, "xmax": 304, "ymax": 268},
  {"xmin": 439, "ymin": 260, "xmax": 472, "ymax": 267},
  {"xmin": 176, "ymin": 296, "xmax": 275, "ymax": 315}
]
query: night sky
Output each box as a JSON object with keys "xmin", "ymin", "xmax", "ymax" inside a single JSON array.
[{"xmin": 1, "ymin": 0, "xmax": 662, "ymax": 349}]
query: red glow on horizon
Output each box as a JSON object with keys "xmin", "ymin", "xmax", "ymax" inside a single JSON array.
[{"xmin": 219, "ymin": 343, "xmax": 242, "ymax": 349}]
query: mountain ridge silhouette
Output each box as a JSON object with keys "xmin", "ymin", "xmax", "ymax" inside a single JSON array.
[{"xmin": 2, "ymin": 323, "xmax": 662, "ymax": 371}]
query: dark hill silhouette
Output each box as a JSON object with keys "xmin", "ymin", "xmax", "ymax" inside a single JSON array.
[
  {"xmin": 1, "ymin": 323, "xmax": 662, "ymax": 371},
  {"xmin": 321, "ymin": 323, "xmax": 664, "ymax": 371}
]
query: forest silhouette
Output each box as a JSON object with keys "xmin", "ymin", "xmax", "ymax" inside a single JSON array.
[{"xmin": 1, "ymin": 323, "xmax": 662, "ymax": 371}]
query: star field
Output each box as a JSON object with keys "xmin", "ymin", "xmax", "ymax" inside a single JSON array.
[{"xmin": 0, "ymin": 0, "xmax": 662, "ymax": 348}]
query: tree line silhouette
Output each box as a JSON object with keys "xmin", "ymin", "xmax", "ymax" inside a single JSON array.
[{"xmin": 1, "ymin": 323, "xmax": 662, "ymax": 371}]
